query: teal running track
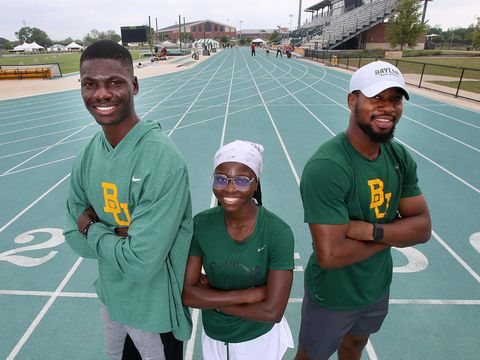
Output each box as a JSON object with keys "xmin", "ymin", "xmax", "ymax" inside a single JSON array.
[{"xmin": 1, "ymin": 47, "xmax": 479, "ymax": 360}]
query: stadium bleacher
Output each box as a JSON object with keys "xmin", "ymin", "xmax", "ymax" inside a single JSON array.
[{"xmin": 298, "ymin": 0, "xmax": 399, "ymax": 50}]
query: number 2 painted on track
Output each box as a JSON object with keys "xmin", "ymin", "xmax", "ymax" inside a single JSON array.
[{"xmin": 0, "ymin": 228, "xmax": 64, "ymax": 267}]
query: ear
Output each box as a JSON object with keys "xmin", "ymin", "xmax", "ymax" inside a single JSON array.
[
  {"xmin": 347, "ymin": 92, "xmax": 357, "ymax": 111},
  {"xmin": 133, "ymin": 76, "xmax": 139, "ymax": 95}
]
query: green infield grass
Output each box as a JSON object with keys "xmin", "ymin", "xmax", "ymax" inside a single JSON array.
[{"xmin": 0, "ymin": 50, "xmax": 144, "ymax": 74}]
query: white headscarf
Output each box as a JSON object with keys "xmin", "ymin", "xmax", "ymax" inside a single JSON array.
[{"xmin": 213, "ymin": 140, "xmax": 264, "ymax": 177}]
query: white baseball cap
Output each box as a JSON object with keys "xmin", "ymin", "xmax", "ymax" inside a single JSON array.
[{"xmin": 349, "ymin": 61, "xmax": 410, "ymax": 100}]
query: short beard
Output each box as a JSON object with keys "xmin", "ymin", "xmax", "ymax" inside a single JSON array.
[
  {"xmin": 355, "ymin": 105, "xmax": 395, "ymax": 143},
  {"xmin": 358, "ymin": 122, "xmax": 395, "ymax": 143}
]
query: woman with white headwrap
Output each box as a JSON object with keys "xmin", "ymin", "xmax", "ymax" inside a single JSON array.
[{"xmin": 183, "ymin": 140, "xmax": 295, "ymax": 360}]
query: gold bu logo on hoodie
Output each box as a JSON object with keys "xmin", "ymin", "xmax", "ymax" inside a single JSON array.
[{"xmin": 102, "ymin": 182, "xmax": 131, "ymax": 226}]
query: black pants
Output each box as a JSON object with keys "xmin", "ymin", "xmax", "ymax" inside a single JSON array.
[{"xmin": 122, "ymin": 332, "xmax": 183, "ymax": 360}]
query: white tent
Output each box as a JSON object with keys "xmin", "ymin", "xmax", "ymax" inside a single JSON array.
[
  {"xmin": 12, "ymin": 42, "xmax": 44, "ymax": 52},
  {"xmin": 193, "ymin": 38, "xmax": 219, "ymax": 49},
  {"xmin": 251, "ymin": 38, "xmax": 266, "ymax": 45},
  {"xmin": 48, "ymin": 44, "xmax": 67, "ymax": 52},
  {"xmin": 28, "ymin": 42, "xmax": 45, "ymax": 51},
  {"xmin": 160, "ymin": 40, "xmax": 176, "ymax": 48},
  {"xmin": 66, "ymin": 41, "xmax": 83, "ymax": 51},
  {"xmin": 13, "ymin": 43, "xmax": 27, "ymax": 51}
]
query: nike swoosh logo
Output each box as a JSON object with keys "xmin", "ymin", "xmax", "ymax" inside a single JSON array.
[
  {"xmin": 257, "ymin": 246, "xmax": 266, "ymax": 252},
  {"xmin": 132, "ymin": 176, "xmax": 141, "ymax": 182}
]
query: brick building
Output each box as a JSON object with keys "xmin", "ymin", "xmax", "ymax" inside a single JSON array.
[{"xmin": 157, "ymin": 20, "xmax": 236, "ymax": 42}]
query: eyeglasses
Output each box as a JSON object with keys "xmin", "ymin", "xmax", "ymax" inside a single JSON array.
[{"xmin": 211, "ymin": 174, "xmax": 256, "ymax": 192}]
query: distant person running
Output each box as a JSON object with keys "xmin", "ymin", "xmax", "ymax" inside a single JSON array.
[
  {"xmin": 251, "ymin": 43, "xmax": 256, "ymax": 56},
  {"xmin": 276, "ymin": 46, "xmax": 282, "ymax": 58}
]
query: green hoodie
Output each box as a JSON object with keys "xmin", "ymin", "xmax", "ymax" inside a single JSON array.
[{"xmin": 64, "ymin": 120, "xmax": 192, "ymax": 340}]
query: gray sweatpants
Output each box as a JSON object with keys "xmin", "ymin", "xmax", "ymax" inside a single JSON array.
[{"xmin": 101, "ymin": 303, "xmax": 165, "ymax": 360}]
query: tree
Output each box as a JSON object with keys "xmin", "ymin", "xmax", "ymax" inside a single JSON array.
[
  {"xmin": 181, "ymin": 32, "xmax": 194, "ymax": 43},
  {"xmin": 83, "ymin": 29, "xmax": 121, "ymax": 46},
  {"xmin": 15, "ymin": 26, "xmax": 53, "ymax": 47},
  {"xmin": 105, "ymin": 30, "xmax": 121, "ymax": 43},
  {"xmin": 473, "ymin": 17, "xmax": 480, "ymax": 49},
  {"xmin": 268, "ymin": 30, "xmax": 281, "ymax": 43},
  {"xmin": 386, "ymin": 0, "xmax": 427, "ymax": 50},
  {"xmin": 60, "ymin": 37, "xmax": 74, "ymax": 46},
  {"xmin": 220, "ymin": 35, "xmax": 230, "ymax": 44},
  {"xmin": 0, "ymin": 37, "xmax": 12, "ymax": 49}
]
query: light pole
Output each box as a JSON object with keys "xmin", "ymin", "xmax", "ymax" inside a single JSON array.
[
  {"xmin": 297, "ymin": 0, "xmax": 302, "ymax": 29},
  {"xmin": 239, "ymin": 20, "xmax": 243, "ymax": 41}
]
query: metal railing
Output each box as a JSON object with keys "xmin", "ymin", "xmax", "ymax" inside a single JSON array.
[{"xmin": 303, "ymin": 50, "xmax": 480, "ymax": 102}]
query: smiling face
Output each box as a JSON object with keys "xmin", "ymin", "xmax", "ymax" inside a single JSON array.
[
  {"xmin": 80, "ymin": 58, "xmax": 138, "ymax": 127},
  {"xmin": 212, "ymin": 162, "xmax": 258, "ymax": 214},
  {"xmin": 348, "ymin": 87, "xmax": 404, "ymax": 143}
]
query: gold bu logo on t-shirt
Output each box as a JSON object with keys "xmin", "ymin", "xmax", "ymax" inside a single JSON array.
[
  {"xmin": 367, "ymin": 179, "xmax": 391, "ymax": 219},
  {"xmin": 101, "ymin": 182, "xmax": 131, "ymax": 226}
]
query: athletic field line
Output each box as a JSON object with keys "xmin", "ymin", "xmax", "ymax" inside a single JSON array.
[{"xmin": 6, "ymin": 258, "xmax": 83, "ymax": 360}]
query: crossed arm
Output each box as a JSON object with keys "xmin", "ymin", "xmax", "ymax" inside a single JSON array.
[
  {"xmin": 311, "ymin": 195, "xmax": 431, "ymax": 269},
  {"xmin": 182, "ymin": 255, "xmax": 293, "ymax": 323}
]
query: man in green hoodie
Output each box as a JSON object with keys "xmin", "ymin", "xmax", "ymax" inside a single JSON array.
[{"xmin": 64, "ymin": 40, "xmax": 192, "ymax": 360}]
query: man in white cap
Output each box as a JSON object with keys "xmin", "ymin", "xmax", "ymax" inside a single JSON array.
[{"xmin": 295, "ymin": 61, "xmax": 431, "ymax": 360}]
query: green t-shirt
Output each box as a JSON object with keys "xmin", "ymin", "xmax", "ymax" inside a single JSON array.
[
  {"xmin": 190, "ymin": 205, "xmax": 294, "ymax": 343},
  {"xmin": 300, "ymin": 132, "xmax": 421, "ymax": 310}
]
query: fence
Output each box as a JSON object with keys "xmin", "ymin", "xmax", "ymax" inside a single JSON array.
[{"xmin": 304, "ymin": 50, "xmax": 480, "ymax": 102}]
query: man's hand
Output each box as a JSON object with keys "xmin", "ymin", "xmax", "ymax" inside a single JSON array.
[
  {"xmin": 114, "ymin": 227, "xmax": 129, "ymax": 238},
  {"xmin": 77, "ymin": 207, "xmax": 99, "ymax": 234},
  {"xmin": 347, "ymin": 220, "xmax": 374, "ymax": 241},
  {"xmin": 199, "ymin": 273, "xmax": 210, "ymax": 287}
]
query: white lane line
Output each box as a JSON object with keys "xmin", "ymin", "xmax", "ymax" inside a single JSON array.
[
  {"xmin": 410, "ymin": 102, "xmax": 480, "ymax": 130},
  {"xmin": 0, "ymin": 173, "xmax": 71, "ymax": 234},
  {"xmin": 0, "ymin": 126, "xmax": 87, "ymax": 146},
  {"xmin": 395, "ymin": 138, "xmax": 479, "ymax": 194},
  {"xmin": 0, "ymin": 290, "xmax": 97, "ymax": 298},
  {"xmin": 319, "ymin": 69, "xmax": 480, "ymax": 130},
  {"xmin": 0, "ymin": 156, "xmax": 76, "ymax": 177},
  {"xmin": 431, "ymin": 230, "xmax": 480, "ymax": 283},
  {"xmin": 166, "ymin": 51, "xmax": 232, "ymax": 137},
  {"xmin": 241, "ymin": 49, "xmax": 301, "ymax": 185},
  {"xmin": 278, "ymin": 60, "xmax": 480, "ymax": 195},
  {"xmin": 366, "ymin": 340, "xmax": 379, "ymax": 360},
  {"xmin": 140, "ymin": 63, "xmax": 221, "ymax": 120},
  {"xmin": 389, "ymin": 299, "xmax": 480, "ymax": 305},
  {"xmin": 1, "ymin": 54, "xmax": 225, "ymax": 175},
  {"xmin": 3, "ymin": 123, "xmax": 94, "ymax": 175},
  {"xmin": 6, "ymin": 257, "xmax": 83, "ymax": 360},
  {"xmin": 2, "ymin": 291, "xmax": 479, "ymax": 305},
  {"xmin": 0, "ymin": 117, "xmax": 88, "ymax": 136},
  {"xmin": 186, "ymin": 50, "xmax": 237, "ymax": 360},
  {"xmin": 0, "ymin": 136, "xmax": 92, "ymax": 160},
  {"xmin": 403, "ymin": 115, "xmax": 480, "ymax": 153},
  {"xmin": 287, "ymin": 298, "xmax": 480, "ymax": 305},
  {"xmin": 321, "ymin": 74, "xmax": 480, "ymax": 151}
]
